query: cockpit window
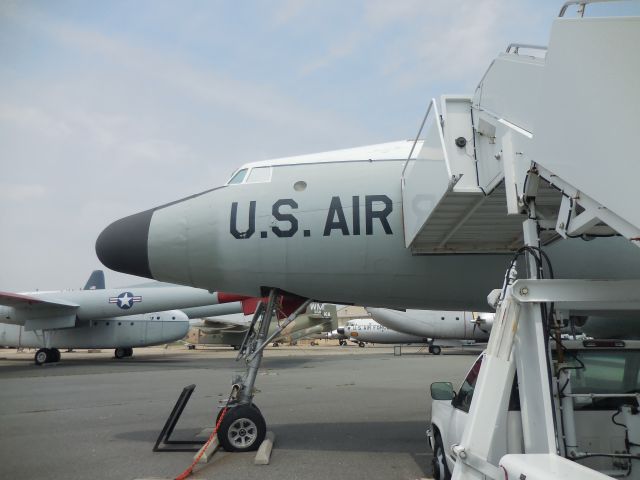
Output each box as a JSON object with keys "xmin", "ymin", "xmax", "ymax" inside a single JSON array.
[
  {"xmin": 227, "ymin": 169, "xmax": 247, "ymax": 185},
  {"xmin": 246, "ymin": 166, "xmax": 271, "ymax": 184}
]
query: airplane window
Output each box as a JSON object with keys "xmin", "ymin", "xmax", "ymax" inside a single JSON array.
[
  {"xmin": 118, "ymin": 322, "xmax": 122, "ymax": 326},
  {"xmin": 106, "ymin": 322, "xmax": 110, "ymax": 326},
  {"xmin": 294, "ymin": 181, "xmax": 307, "ymax": 191},
  {"xmin": 441, "ymin": 317, "xmax": 445, "ymax": 320},
  {"xmin": 227, "ymin": 169, "xmax": 247, "ymax": 185},
  {"xmin": 456, "ymin": 317, "xmax": 460, "ymax": 321},
  {"xmin": 246, "ymin": 166, "xmax": 271, "ymax": 184},
  {"xmin": 130, "ymin": 322, "xmax": 134, "ymax": 326}
]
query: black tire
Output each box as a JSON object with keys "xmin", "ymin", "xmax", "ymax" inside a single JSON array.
[
  {"xmin": 358, "ymin": 342, "xmax": 365, "ymax": 348},
  {"xmin": 216, "ymin": 402, "xmax": 261, "ymax": 426},
  {"xmin": 432, "ymin": 433, "xmax": 451, "ymax": 480},
  {"xmin": 431, "ymin": 346, "xmax": 442, "ymax": 355},
  {"xmin": 50, "ymin": 348, "xmax": 61, "ymax": 363},
  {"xmin": 217, "ymin": 404, "xmax": 266, "ymax": 452},
  {"xmin": 125, "ymin": 347, "xmax": 133, "ymax": 357},
  {"xmin": 114, "ymin": 347, "xmax": 127, "ymax": 359},
  {"xmin": 35, "ymin": 348, "xmax": 49, "ymax": 365},
  {"xmin": 232, "ymin": 345, "xmax": 240, "ymax": 351},
  {"xmin": 339, "ymin": 340, "xmax": 346, "ymax": 346},
  {"xmin": 188, "ymin": 344, "xmax": 196, "ymax": 350}
]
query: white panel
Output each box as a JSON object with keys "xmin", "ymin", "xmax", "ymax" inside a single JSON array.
[
  {"xmin": 533, "ymin": 17, "xmax": 640, "ymax": 231},
  {"xmin": 441, "ymin": 96, "xmax": 479, "ymax": 193}
]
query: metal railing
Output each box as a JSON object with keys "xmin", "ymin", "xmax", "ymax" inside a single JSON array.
[
  {"xmin": 505, "ymin": 43, "xmax": 548, "ymax": 55},
  {"xmin": 402, "ymin": 98, "xmax": 435, "ymax": 178},
  {"xmin": 559, "ymin": 0, "xmax": 628, "ymax": 17}
]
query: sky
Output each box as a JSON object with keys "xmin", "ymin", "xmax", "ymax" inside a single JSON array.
[{"xmin": 0, "ymin": 0, "xmax": 567, "ymax": 291}]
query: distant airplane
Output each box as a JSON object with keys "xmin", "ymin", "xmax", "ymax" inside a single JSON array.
[
  {"xmin": 366, "ymin": 308, "xmax": 492, "ymax": 354},
  {"xmin": 340, "ymin": 318, "xmax": 430, "ymax": 348},
  {"xmin": 0, "ymin": 270, "xmax": 246, "ymax": 364},
  {"xmin": 187, "ymin": 303, "xmax": 337, "ymax": 348}
]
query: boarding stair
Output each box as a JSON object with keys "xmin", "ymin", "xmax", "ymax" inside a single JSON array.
[
  {"xmin": 402, "ymin": 1, "xmax": 640, "ymax": 253},
  {"xmin": 401, "ymin": 2, "xmax": 640, "ymax": 479}
]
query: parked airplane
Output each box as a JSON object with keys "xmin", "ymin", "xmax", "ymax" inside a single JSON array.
[
  {"xmin": 95, "ymin": 139, "xmax": 640, "ymax": 452},
  {"xmin": 366, "ymin": 308, "xmax": 493, "ymax": 354},
  {"xmin": 340, "ymin": 318, "xmax": 430, "ymax": 348},
  {"xmin": 0, "ymin": 270, "xmax": 246, "ymax": 364},
  {"xmin": 187, "ymin": 303, "xmax": 337, "ymax": 348}
]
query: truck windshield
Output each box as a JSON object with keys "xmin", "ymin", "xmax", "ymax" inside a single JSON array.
[{"xmin": 564, "ymin": 349, "xmax": 640, "ymax": 410}]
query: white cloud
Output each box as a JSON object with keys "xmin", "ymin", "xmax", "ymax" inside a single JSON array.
[{"xmin": 0, "ymin": 183, "xmax": 47, "ymax": 202}]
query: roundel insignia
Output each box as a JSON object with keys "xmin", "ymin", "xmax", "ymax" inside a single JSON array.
[{"xmin": 109, "ymin": 291, "xmax": 143, "ymax": 310}]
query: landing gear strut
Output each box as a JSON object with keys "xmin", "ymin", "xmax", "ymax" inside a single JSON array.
[
  {"xmin": 34, "ymin": 348, "xmax": 61, "ymax": 365},
  {"xmin": 216, "ymin": 290, "xmax": 311, "ymax": 452}
]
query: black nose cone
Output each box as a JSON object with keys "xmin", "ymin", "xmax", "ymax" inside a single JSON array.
[{"xmin": 96, "ymin": 209, "xmax": 154, "ymax": 278}]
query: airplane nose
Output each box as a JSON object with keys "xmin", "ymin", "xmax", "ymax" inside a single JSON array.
[{"xmin": 95, "ymin": 209, "xmax": 154, "ymax": 278}]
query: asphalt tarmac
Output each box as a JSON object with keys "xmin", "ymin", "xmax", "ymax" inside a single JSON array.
[{"xmin": 0, "ymin": 344, "xmax": 478, "ymax": 480}]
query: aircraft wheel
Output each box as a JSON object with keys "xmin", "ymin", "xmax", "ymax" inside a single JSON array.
[
  {"xmin": 217, "ymin": 404, "xmax": 266, "ymax": 452},
  {"xmin": 358, "ymin": 342, "xmax": 365, "ymax": 348},
  {"xmin": 50, "ymin": 348, "xmax": 61, "ymax": 363},
  {"xmin": 35, "ymin": 348, "xmax": 49, "ymax": 365},
  {"xmin": 114, "ymin": 347, "xmax": 127, "ymax": 359},
  {"xmin": 216, "ymin": 402, "xmax": 261, "ymax": 426},
  {"xmin": 187, "ymin": 344, "xmax": 196, "ymax": 350},
  {"xmin": 232, "ymin": 345, "xmax": 240, "ymax": 351},
  {"xmin": 431, "ymin": 346, "xmax": 442, "ymax": 355},
  {"xmin": 432, "ymin": 432, "xmax": 451, "ymax": 480}
]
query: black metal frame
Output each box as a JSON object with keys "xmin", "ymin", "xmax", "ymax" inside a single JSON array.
[{"xmin": 153, "ymin": 384, "xmax": 206, "ymax": 452}]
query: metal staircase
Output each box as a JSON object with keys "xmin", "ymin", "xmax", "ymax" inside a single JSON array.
[
  {"xmin": 402, "ymin": 2, "xmax": 640, "ymax": 479},
  {"xmin": 402, "ymin": 2, "xmax": 640, "ymax": 253}
]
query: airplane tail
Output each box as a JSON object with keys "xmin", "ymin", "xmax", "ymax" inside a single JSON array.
[
  {"xmin": 83, "ymin": 270, "xmax": 105, "ymax": 290},
  {"xmin": 325, "ymin": 304, "xmax": 338, "ymax": 330}
]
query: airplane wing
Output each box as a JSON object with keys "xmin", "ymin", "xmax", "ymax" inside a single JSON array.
[{"xmin": 0, "ymin": 291, "xmax": 79, "ymax": 310}]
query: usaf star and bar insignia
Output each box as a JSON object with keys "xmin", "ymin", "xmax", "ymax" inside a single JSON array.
[{"xmin": 109, "ymin": 291, "xmax": 142, "ymax": 309}]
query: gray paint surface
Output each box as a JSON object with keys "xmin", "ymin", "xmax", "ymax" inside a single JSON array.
[{"xmin": 102, "ymin": 153, "xmax": 640, "ymax": 311}]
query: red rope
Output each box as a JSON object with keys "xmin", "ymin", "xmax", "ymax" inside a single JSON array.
[{"xmin": 175, "ymin": 407, "xmax": 228, "ymax": 480}]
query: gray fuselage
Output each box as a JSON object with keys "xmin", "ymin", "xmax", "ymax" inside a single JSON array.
[{"xmin": 97, "ymin": 146, "xmax": 640, "ymax": 311}]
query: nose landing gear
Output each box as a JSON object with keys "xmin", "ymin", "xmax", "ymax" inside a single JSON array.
[{"xmin": 215, "ymin": 289, "xmax": 311, "ymax": 452}]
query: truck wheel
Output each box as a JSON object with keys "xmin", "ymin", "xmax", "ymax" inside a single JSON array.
[
  {"xmin": 217, "ymin": 404, "xmax": 266, "ymax": 452},
  {"xmin": 114, "ymin": 348, "xmax": 127, "ymax": 359},
  {"xmin": 431, "ymin": 345, "xmax": 442, "ymax": 355},
  {"xmin": 432, "ymin": 433, "xmax": 451, "ymax": 480}
]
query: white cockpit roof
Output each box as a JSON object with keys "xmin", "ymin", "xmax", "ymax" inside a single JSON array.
[{"xmin": 238, "ymin": 140, "xmax": 422, "ymax": 170}]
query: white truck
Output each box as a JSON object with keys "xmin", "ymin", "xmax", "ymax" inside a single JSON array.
[{"xmin": 428, "ymin": 340, "xmax": 640, "ymax": 480}]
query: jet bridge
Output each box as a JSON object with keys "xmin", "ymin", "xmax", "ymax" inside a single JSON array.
[
  {"xmin": 404, "ymin": 2, "xmax": 640, "ymax": 479},
  {"xmin": 402, "ymin": 3, "xmax": 640, "ymax": 253}
]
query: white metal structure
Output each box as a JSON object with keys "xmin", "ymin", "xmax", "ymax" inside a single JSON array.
[{"xmin": 402, "ymin": 2, "xmax": 640, "ymax": 478}]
